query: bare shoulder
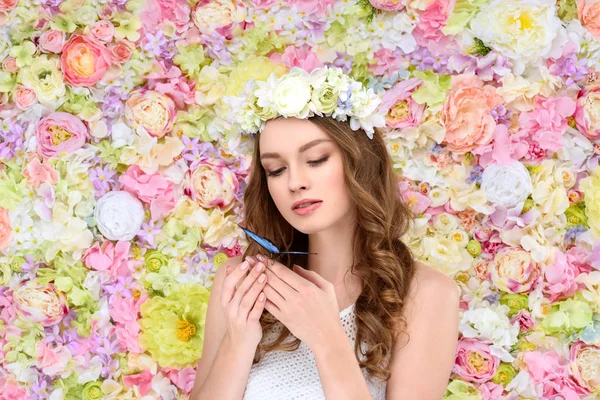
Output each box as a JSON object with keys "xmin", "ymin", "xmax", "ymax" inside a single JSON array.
[{"xmin": 408, "ymin": 261, "xmax": 460, "ymax": 306}]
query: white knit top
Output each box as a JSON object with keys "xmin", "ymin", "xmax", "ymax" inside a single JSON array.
[{"xmin": 243, "ymin": 303, "xmax": 387, "ymax": 400}]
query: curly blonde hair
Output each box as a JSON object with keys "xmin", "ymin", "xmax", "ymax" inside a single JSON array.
[{"xmin": 241, "ymin": 115, "xmax": 417, "ymax": 382}]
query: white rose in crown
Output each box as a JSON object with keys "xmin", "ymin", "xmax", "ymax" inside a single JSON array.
[
  {"xmin": 95, "ymin": 191, "xmax": 145, "ymax": 240},
  {"xmin": 271, "ymin": 68, "xmax": 312, "ymax": 117},
  {"xmin": 481, "ymin": 161, "xmax": 533, "ymax": 208}
]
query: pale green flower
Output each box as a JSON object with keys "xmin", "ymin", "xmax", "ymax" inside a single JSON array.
[{"xmin": 18, "ymin": 55, "xmax": 66, "ymax": 103}]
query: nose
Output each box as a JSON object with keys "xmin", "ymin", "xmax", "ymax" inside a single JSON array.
[{"xmin": 288, "ymin": 165, "xmax": 310, "ymax": 193}]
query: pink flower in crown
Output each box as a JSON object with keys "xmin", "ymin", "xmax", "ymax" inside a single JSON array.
[
  {"xmin": 543, "ymin": 250, "xmax": 579, "ymax": 303},
  {"xmin": 452, "ymin": 338, "xmax": 500, "ymax": 383},
  {"xmin": 402, "ymin": 189, "xmax": 431, "ymax": 214},
  {"xmin": 269, "ymin": 45, "xmax": 324, "ymax": 73},
  {"xmin": 380, "ymin": 78, "xmax": 425, "ymax": 129},
  {"xmin": 569, "ymin": 341, "xmax": 600, "ymax": 395},
  {"xmin": 12, "ymin": 280, "xmax": 68, "ymax": 327},
  {"xmin": 519, "ymin": 96, "xmax": 576, "ymax": 152},
  {"xmin": 119, "ymin": 165, "xmax": 176, "ymax": 220},
  {"xmin": 368, "ymin": 0, "xmax": 405, "ymax": 12},
  {"xmin": 188, "ymin": 160, "xmax": 239, "ymax": 211},
  {"xmin": 574, "ymin": 86, "xmax": 600, "ymax": 140},
  {"xmin": 125, "ymin": 89, "xmax": 177, "ymax": 138},
  {"xmin": 35, "ymin": 112, "xmax": 88, "ymax": 158},
  {"xmin": 60, "ymin": 34, "xmax": 112, "ymax": 87},
  {"xmin": 83, "ymin": 240, "xmax": 131, "ymax": 277}
]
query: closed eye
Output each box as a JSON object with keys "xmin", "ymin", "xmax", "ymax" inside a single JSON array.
[{"xmin": 267, "ymin": 156, "xmax": 329, "ymax": 177}]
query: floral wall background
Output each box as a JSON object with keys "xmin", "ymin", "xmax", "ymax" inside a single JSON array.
[{"xmin": 0, "ymin": 0, "xmax": 600, "ymax": 398}]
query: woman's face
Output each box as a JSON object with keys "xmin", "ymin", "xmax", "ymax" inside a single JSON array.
[{"xmin": 259, "ymin": 118, "xmax": 354, "ymax": 234}]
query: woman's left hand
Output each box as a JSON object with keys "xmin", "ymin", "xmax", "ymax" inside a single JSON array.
[{"xmin": 257, "ymin": 255, "xmax": 342, "ymax": 350}]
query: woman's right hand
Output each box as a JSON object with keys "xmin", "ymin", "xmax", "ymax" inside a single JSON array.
[{"xmin": 221, "ymin": 257, "xmax": 268, "ymax": 351}]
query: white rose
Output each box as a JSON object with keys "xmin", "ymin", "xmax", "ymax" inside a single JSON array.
[
  {"xmin": 95, "ymin": 191, "xmax": 145, "ymax": 241},
  {"xmin": 481, "ymin": 161, "xmax": 533, "ymax": 208},
  {"xmin": 272, "ymin": 68, "xmax": 311, "ymax": 117},
  {"xmin": 428, "ymin": 187, "xmax": 450, "ymax": 207}
]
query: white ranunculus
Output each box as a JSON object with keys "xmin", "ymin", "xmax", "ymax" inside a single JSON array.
[
  {"xmin": 481, "ymin": 161, "xmax": 533, "ymax": 208},
  {"xmin": 271, "ymin": 68, "xmax": 311, "ymax": 117},
  {"xmin": 95, "ymin": 191, "xmax": 145, "ymax": 241}
]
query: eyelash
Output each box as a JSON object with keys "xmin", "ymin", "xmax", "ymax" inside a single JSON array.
[{"xmin": 267, "ymin": 156, "xmax": 329, "ymax": 177}]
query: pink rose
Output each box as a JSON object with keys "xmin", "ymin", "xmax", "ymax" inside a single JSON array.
[
  {"xmin": 452, "ymin": 338, "xmax": 500, "ymax": 383},
  {"xmin": 83, "ymin": 240, "xmax": 131, "ymax": 276},
  {"xmin": 0, "ymin": 0, "xmax": 17, "ymax": 13},
  {"xmin": 2, "ymin": 57, "xmax": 18, "ymax": 73},
  {"xmin": 188, "ymin": 160, "xmax": 239, "ymax": 211},
  {"xmin": 578, "ymin": 0, "xmax": 600, "ymax": 40},
  {"xmin": 569, "ymin": 341, "xmax": 600, "ymax": 394},
  {"xmin": 574, "ymin": 86, "xmax": 600, "ymax": 140},
  {"xmin": 108, "ymin": 39, "xmax": 135, "ymax": 63},
  {"xmin": 269, "ymin": 45, "xmax": 323, "ymax": 73},
  {"xmin": 12, "ymin": 281, "xmax": 68, "ymax": 327},
  {"xmin": 0, "ymin": 207, "xmax": 12, "ymax": 250},
  {"xmin": 14, "ymin": 85, "xmax": 37, "ymax": 109},
  {"xmin": 38, "ymin": 30, "xmax": 66, "ymax": 53},
  {"xmin": 23, "ymin": 158, "xmax": 59, "ymax": 188},
  {"xmin": 60, "ymin": 34, "xmax": 112, "ymax": 87},
  {"xmin": 519, "ymin": 96, "xmax": 576, "ymax": 152},
  {"xmin": 379, "ymin": 78, "xmax": 425, "ymax": 129},
  {"xmin": 543, "ymin": 250, "xmax": 579, "ymax": 303},
  {"xmin": 35, "ymin": 112, "xmax": 88, "ymax": 158},
  {"xmin": 368, "ymin": 0, "xmax": 405, "ymax": 11},
  {"xmin": 35, "ymin": 341, "xmax": 71, "ymax": 376},
  {"xmin": 124, "ymin": 370, "xmax": 154, "ymax": 395},
  {"xmin": 89, "ymin": 20, "xmax": 115, "ymax": 43},
  {"xmin": 442, "ymin": 74, "xmax": 502, "ymax": 154},
  {"xmin": 119, "ymin": 165, "xmax": 176, "ymax": 220},
  {"xmin": 124, "ymin": 89, "xmax": 177, "ymax": 138}
]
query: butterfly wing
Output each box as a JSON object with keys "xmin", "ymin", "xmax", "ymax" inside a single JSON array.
[{"xmin": 237, "ymin": 224, "xmax": 280, "ymax": 253}]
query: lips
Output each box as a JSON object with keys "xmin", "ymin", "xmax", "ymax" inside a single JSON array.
[{"xmin": 292, "ymin": 199, "xmax": 322, "ymax": 210}]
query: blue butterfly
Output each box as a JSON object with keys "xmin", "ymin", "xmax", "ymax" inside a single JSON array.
[{"xmin": 236, "ymin": 224, "xmax": 317, "ymax": 258}]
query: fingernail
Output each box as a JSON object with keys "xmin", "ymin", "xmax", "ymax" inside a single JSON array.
[
  {"xmin": 240, "ymin": 261, "xmax": 249, "ymax": 270},
  {"xmin": 258, "ymin": 274, "xmax": 266, "ymax": 283},
  {"xmin": 259, "ymin": 292, "xmax": 265, "ymax": 301},
  {"xmin": 246, "ymin": 256, "xmax": 255, "ymax": 264},
  {"xmin": 256, "ymin": 254, "xmax": 265, "ymax": 262},
  {"xmin": 256, "ymin": 262, "xmax": 265, "ymax": 272}
]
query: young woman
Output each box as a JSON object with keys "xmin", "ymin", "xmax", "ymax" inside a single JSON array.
[{"xmin": 191, "ymin": 68, "xmax": 460, "ymax": 400}]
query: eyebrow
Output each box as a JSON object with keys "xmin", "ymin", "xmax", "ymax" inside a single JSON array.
[{"xmin": 260, "ymin": 139, "xmax": 332, "ymax": 160}]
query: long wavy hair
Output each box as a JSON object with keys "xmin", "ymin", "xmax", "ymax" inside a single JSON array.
[{"xmin": 241, "ymin": 115, "xmax": 417, "ymax": 381}]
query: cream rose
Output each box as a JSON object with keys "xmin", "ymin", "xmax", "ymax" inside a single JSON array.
[
  {"xmin": 272, "ymin": 68, "xmax": 312, "ymax": 117},
  {"xmin": 489, "ymin": 247, "xmax": 542, "ymax": 294},
  {"xmin": 481, "ymin": 161, "xmax": 533, "ymax": 208},
  {"xmin": 13, "ymin": 280, "xmax": 69, "ymax": 326},
  {"xmin": 192, "ymin": 0, "xmax": 246, "ymax": 35},
  {"xmin": 189, "ymin": 161, "xmax": 239, "ymax": 212},
  {"xmin": 95, "ymin": 191, "xmax": 145, "ymax": 241},
  {"xmin": 124, "ymin": 89, "xmax": 176, "ymax": 138}
]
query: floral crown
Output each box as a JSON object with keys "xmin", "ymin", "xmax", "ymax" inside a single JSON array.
[{"xmin": 223, "ymin": 66, "xmax": 387, "ymax": 139}]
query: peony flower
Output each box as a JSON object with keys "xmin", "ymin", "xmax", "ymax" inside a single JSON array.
[
  {"xmin": 441, "ymin": 74, "xmax": 502, "ymax": 154},
  {"xmin": 124, "ymin": 89, "xmax": 177, "ymax": 138},
  {"xmin": 574, "ymin": 86, "xmax": 600, "ymax": 140},
  {"xmin": 488, "ymin": 247, "xmax": 542, "ymax": 294},
  {"xmin": 271, "ymin": 67, "xmax": 312, "ymax": 117},
  {"xmin": 578, "ymin": 0, "xmax": 600, "ymax": 40},
  {"xmin": 138, "ymin": 283, "xmax": 210, "ymax": 368},
  {"xmin": 95, "ymin": 191, "xmax": 146, "ymax": 241},
  {"xmin": 452, "ymin": 338, "xmax": 500, "ymax": 383},
  {"xmin": 38, "ymin": 30, "xmax": 65, "ymax": 53},
  {"xmin": 60, "ymin": 34, "xmax": 112, "ymax": 87},
  {"xmin": 0, "ymin": 207, "xmax": 12, "ymax": 251},
  {"xmin": 12, "ymin": 280, "xmax": 68, "ymax": 326},
  {"xmin": 17, "ymin": 55, "xmax": 66, "ymax": 103},
  {"xmin": 379, "ymin": 78, "xmax": 425, "ymax": 129},
  {"xmin": 188, "ymin": 160, "xmax": 239, "ymax": 211},
  {"xmin": 35, "ymin": 112, "xmax": 88, "ymax": 158},
  {"xmin": 192, "ymin": 0, "xmax": 246, "ymax": 37},
  {"xmin": 481, "ymin": 161, "xmax": 533, "ymax": 208},
  {"xmin": 569, "ymin": 340, "xmax": 600, "ymax": 394}
]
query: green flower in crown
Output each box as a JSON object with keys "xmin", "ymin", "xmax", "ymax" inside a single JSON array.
[{"xmin": 224, "ymin": 66, "xmax": 387, "ymax": 139}]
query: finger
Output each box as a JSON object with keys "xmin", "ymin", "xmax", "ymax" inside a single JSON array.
[
  {"xmin": 292, "ymin": 265, "xmax": 330, "ymax": 291},
  {"xmin": 257, "ymin": 255, "xmax": 309, "ymax": 292},
  {"xmin": 263, "ymin": 267, "xmax": 298, "ymax": 300},
  {"xmin": 221, "ymin": 260, "xmax": 251, "ymax": 305},
  {"xmin": 263, "ymin": 283, "xmax": 286, "ymax": 309},
  {"xmin": 233, "ymin": 257, "xmax": 258, "ymax": 289},
  {"xmin": 264, "ymin": 299, "xmax": 281, "ymax": 319},
  {"xmin": 239, "ymin": 270, "xmax": 267, "ymax": 318},
  {"xmin": 247, "ymin": 291, "xmax": 267, "ymax": 323},
  {"xmin": 231, "ymin": 262, "xmax": 266, "ymax": 309}
]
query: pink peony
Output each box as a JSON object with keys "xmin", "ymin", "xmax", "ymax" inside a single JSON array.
[
  {"xmin": 574, "ymin": 86, "xmax": 600, "ymax": 140},
  {"xmin": 109, "ymin": 294, "xmax": 140, "ymax": 325},
  {"xmin": 578, "ymin": 0, "xmax": 600, "ymax": 40},
  {"xmin": 2, "ymin": 57, "xmax": 18, "ymax": 73},
  {"xmin": 452, "ymin": 338, "xmax": 500, "ymax": 383},
  {"xmin": 60, "ymin": 34, "xmax": 112, "ymax": 87},
  {"xmin": 0, "ymin": 0, "xmax": 18, "ymax": 14},
  {"xmin": 116, "ymin": 321, "xmax": 144, "ymax": 353},
  {"xmin": 479, "ymin": 381, "xmax": 504, "ymax": 400},
  {"xmin": 288, "ymin": 0, "xmax": 336, "ymax": 15},
  {"xmin": 379, "ymin": 78, "xmax": 425, "ymax": 129},
  {"xmin": 119, "ymin": 165, "xmax": 176, "ymax": 220},
  {"xmin": 543, "ymin": 250, "xmax": 579, "ymax": 303},
  {"xmin": 269, "ymin": 45, "xmax": 324, "ymax": 73},
  {"xmin": 187, "ymin": 160, "xmax": 239, "ymax": 211},
  {"xmin": 518, "ymin": 96, "xmax": 576, "ymax": 152},
  {"xmin": 35, "ymin": 112, "xmax": 88, "ymax": 158},
  {"xmin": 38, "ymin": 30, "xmax": 65, "ymax": 53},
  {"xmin": 441, "ymin": 74, "xmax": 502, "ymax": 154},
  {"xmin": 163, "ymin": 367, "xmax": 197, "ymax": 393},
  {"xmin": 569, "ymin": 341, "xmax": 600, "ymax": 394},
  {"xmin": 0, "ymin": 207, "xmax": 12, "ymax": 251},
  {"xmin": 124, "ymin": 88, "xmax": 177, "ymax": 137},
  {"xmin": 83, "ymin": 240, "xmax": 131, "ymax": 277},
  {"xmin": 12, "ymin": 281, "xmax": 68, "ymax": 327}
]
